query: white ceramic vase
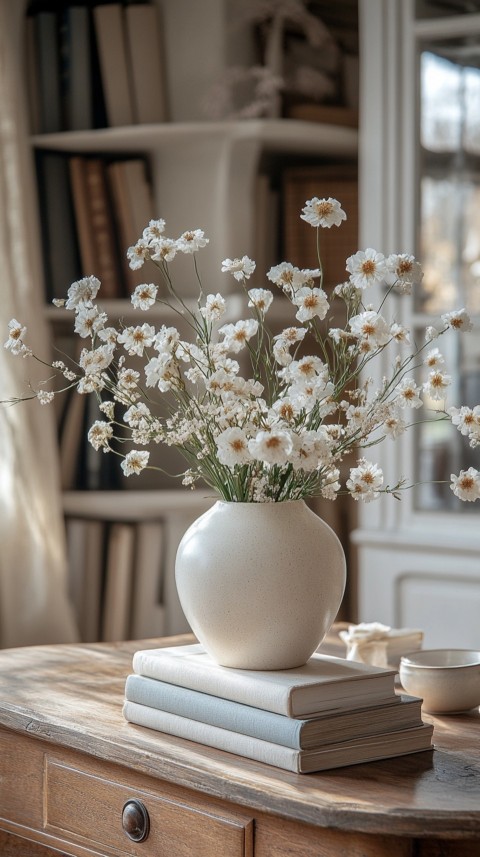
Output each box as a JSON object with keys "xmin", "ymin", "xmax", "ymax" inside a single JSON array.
[{"xmin": 175, "ymin": 499, "xmax": 346, "ymax": 670}]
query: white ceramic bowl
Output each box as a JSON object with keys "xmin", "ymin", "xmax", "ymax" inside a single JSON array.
[{"xmin": 399, "ymin": 649, "xmax": 480, "ymax": 713}]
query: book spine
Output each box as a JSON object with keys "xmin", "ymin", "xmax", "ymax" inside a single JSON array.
[
  {"xmin": 34, "ymin": 11, "xmax": 62, "ymax": 133},
  {"xmin": 125, "ymin": 4, "xmax": 168, "ymax": 124},
  {"xmin": 83, "ymin": 158, "xmax": 122, "ymax": 298},
  {"xmin": 122, "ymin": 700, "xmax": 300, "ymax": 773},
  {"xmin": 125, "ymin": 674, "xmax": 303, "ymax": 748},
  {"xmin": 63, "ymin": 6, "xmax": 93, "ymax": 131},
  {"xmin": 93, "ymin": 4, "xmax": 135, "ymax": 127}
]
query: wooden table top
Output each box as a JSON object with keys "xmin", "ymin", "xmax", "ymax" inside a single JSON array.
[{"xmin": 0, "ymin": 635, "xmax": 479, "ymax": 840}]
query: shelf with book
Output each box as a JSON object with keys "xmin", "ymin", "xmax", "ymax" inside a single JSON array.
[{"xmin": 20, "ymin": 2, "xmax": 359, "ymax": 641}]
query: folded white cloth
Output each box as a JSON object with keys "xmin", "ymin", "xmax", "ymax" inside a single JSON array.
[{"xmin": 339, "ymin": 622, "xmax": 424, "ymax": 668}]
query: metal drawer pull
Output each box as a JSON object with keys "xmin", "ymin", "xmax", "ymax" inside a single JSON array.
[{"xmin": 122, "ymin": 798, "xmax": 150, "ymax": 842}]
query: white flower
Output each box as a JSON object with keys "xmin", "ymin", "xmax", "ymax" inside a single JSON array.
[
  {"xmin": 273, "ymin": 338, "xmax": 293, "ymax": 366},
  {"xmin": 274, "ymin": 326, "xmax": 307, "ymax": 345},
  {"xmin": 121, "ymin": 450, "xmax": 150, "ymax": 476},
  {"xmin": 219, "ymin": 319, "xmax": 258, "ymax": 352},
  {"xmin": 441, "ymin": 308, "xmax": 473, "ymax": 333},
  {"xmin": 150, "ymin": 237, "xmax": 178, "ymax": 263},
  {"xmin": 221, "ymin": 256, "xmax": 256, "ymax": 281},
  {"xmin": 247, "ymin": 288, "xmax": 273, "ymax": 314},
  {"xmin": 154, "ymin": 326, "xmax": 180, "ymax": 353},
  {"xmin": 145, "ymin": 353, "xmax": 180, "ymax": 391},
  {"xmin": 321, "ymin": 468, "xmax": 341, "ymax": 500},
  {"xmin": 74, "ymin": 305, "xmax": 108, "ymax": 338},
  {"xmin": 349, "ymin": 310, "xmax": 390, "ymax": 347},
  {"xmin": 389, "ymin": 323, "xmax": 410, "ymax": 344},
  {"xmin": 142, "ymin": 219, "xmax": 166, "ymax": 243},
  {"xmin": 215, "ymin": 428, "xmax": 252, "ymax": 467},
  {"xmin": 448, "ymin": 405, "xmax": 480, "ymax": 445},
  {"xmin": 394, "ymin": 377, "xmax": 423, "ymax": 409},
  {"xmin": 423, "ymin": 370, "xmax": 451, "ymax": 401},
  {"xmin": 127, "ymin": 240, "xmax": 150, "ymax": 269},
  {"xmin": 385, "ymin": 253, "xmax": 423, "ymax": 294},
  {"xmin": 300, "ymin": 197, "xmax": 346, "ymax": 228},
  {"xmin": 450, "ymin": 468, "xmax": 480, "ymax": 502},
  {"xmin": 176, "ymin": 229, "xmax": 209, "ymax": 254},
  {"xmin": 65, "ymin": 275, "xmax": 100, "ymax": 309},
  {"xmin": 37, "ymin": 390, "xmax": 54, "ymax": 405},
  {"xmin": 248, "ymin": 429, "xmax": 293, "ymax": 465},
  {"xmin": 117, "ymin": 323, "xmax": 156, "ymax": 356},
  {"xmin": 383, "ymin": 413, "xmax": 407, "ymax": 439},
  {"xmin": 131, "ymin": 283, "xmax": 158, "ymax": 310},
  {"xmin": 4, "ymin": 319, "xmax": 27, "ymax": 354},
  {"xmin": 79, "ymin": 344, "xmax": 115, "ymax": 376},
  {"xmin": 266, "ymin": 262, "xmax": 296, "ymax": 294},
  {"xmin": 88, "ymin": 420, "xmax": 113, "ymax": 450},
  {"xmin": 347, "ymin": 459, "xmax": 384, "ymax": 502},
  {"xmin": 292, "ymin": 268, "xmax": 322, "ymax": 289},
  {"xmin": 293, "ymin": 287, "xmax": 329, "ymax": 322},
  {"xmin": 425, "ymin": 325, "xmax": 440, "ymax": 342},
  {"xmin": 200, "ymin": 293, "xmax": 227, "ymax": 322},
  {"xmin": 424, "ymin": 348, "xmax": 444, "ymax": 368},
  {"xmin": 346, "ymin": 249, "xmax": 387, "ymax": 290}
]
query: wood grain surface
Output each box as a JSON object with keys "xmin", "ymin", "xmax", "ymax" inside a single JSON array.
[{"xmin": 0, "ymin": 635, "xmax": 479, "ymax": 844}]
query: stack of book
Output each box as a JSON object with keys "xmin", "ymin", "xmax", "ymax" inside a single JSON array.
[{"xmin": 123, "ymin": 643, "xmax": 434, "ymax": 774}]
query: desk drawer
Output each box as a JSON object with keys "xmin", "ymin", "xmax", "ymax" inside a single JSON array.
[{"xmin": 45, "ymin": 758, "xmax": 253, "ymax": 857}]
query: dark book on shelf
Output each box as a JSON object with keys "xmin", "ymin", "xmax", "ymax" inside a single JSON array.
[
  {"xmin": 59, "ymin": 5, "xmax": 93, "ymax": 132},
  {"xmin": 33, "ymin": 10, "xmax": 62, "ymax": 133},
  {"xmin": 36, "ymin": 151, "xmax": 81, "ymax": 301}
]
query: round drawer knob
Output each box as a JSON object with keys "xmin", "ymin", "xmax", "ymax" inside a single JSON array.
[{"xmin": 122, "ymin": 798, "xmax": 150, "ymax": 842}]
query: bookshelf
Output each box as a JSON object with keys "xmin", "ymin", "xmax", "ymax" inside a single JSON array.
[{"xmin": 19, "ymin": 0, "xmax": 359, "ymax": 641}]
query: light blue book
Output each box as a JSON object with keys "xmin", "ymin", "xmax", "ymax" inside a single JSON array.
[{"xmin": 125, "ymin": 673, "xmax": 423, "ymax": 750}]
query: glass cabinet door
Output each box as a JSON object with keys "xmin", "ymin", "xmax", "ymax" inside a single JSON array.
[{"xmin": 414, "ymin": 5, "xmax": 480, "ymax": 511}]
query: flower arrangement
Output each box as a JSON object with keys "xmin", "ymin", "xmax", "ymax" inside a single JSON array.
[{"xmin": 4, "ymin": 196, "xmax": 480, "ymax": 504}]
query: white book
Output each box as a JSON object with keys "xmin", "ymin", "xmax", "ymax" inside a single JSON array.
[
  {"xmin": 132, "ymin": 643, "xmax": 397, "ymax": 718},
  {"xmin": 125, "ymin": 674, "xmax": 424, "ymax": 750},
  {"xmin": 125, "ymin": 4, "xmax": 168, "ymax": 124},
  {"xmin": 123, "ymin": 700, "xmax": 434, "ymax": 774},
  {"xmin": 93, "ymin": 4, "xmax": 134, "ymax": 127}
]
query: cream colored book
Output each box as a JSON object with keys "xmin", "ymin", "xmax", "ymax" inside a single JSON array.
[{"xmin": 132, "ymin": 643, "xmax": 397, "ymax": 718}]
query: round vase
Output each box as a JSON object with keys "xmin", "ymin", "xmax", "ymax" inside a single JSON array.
[{"xmin": 175, "ymin": 499, "xmax": 346, "ymax": 670}]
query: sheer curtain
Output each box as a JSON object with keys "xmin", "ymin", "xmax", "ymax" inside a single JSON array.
[{"xmin": 0, "ymin": 1, "xmax": 78, "ymax": 646}]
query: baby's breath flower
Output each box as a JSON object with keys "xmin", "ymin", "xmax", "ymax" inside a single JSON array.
[{"xmin": 37, "ymin": 390, "xmax": 54, "ymax": 405}]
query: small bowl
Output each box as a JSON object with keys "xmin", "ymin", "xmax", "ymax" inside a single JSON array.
[{"xmin": 399, "ymin": 649, "xmax": 480, "ymax": 714}]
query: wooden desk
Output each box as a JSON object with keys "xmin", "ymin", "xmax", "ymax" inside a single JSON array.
[{"xmin": 0, "ymin": 636, "xmax": 479, "ymax": 857}]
